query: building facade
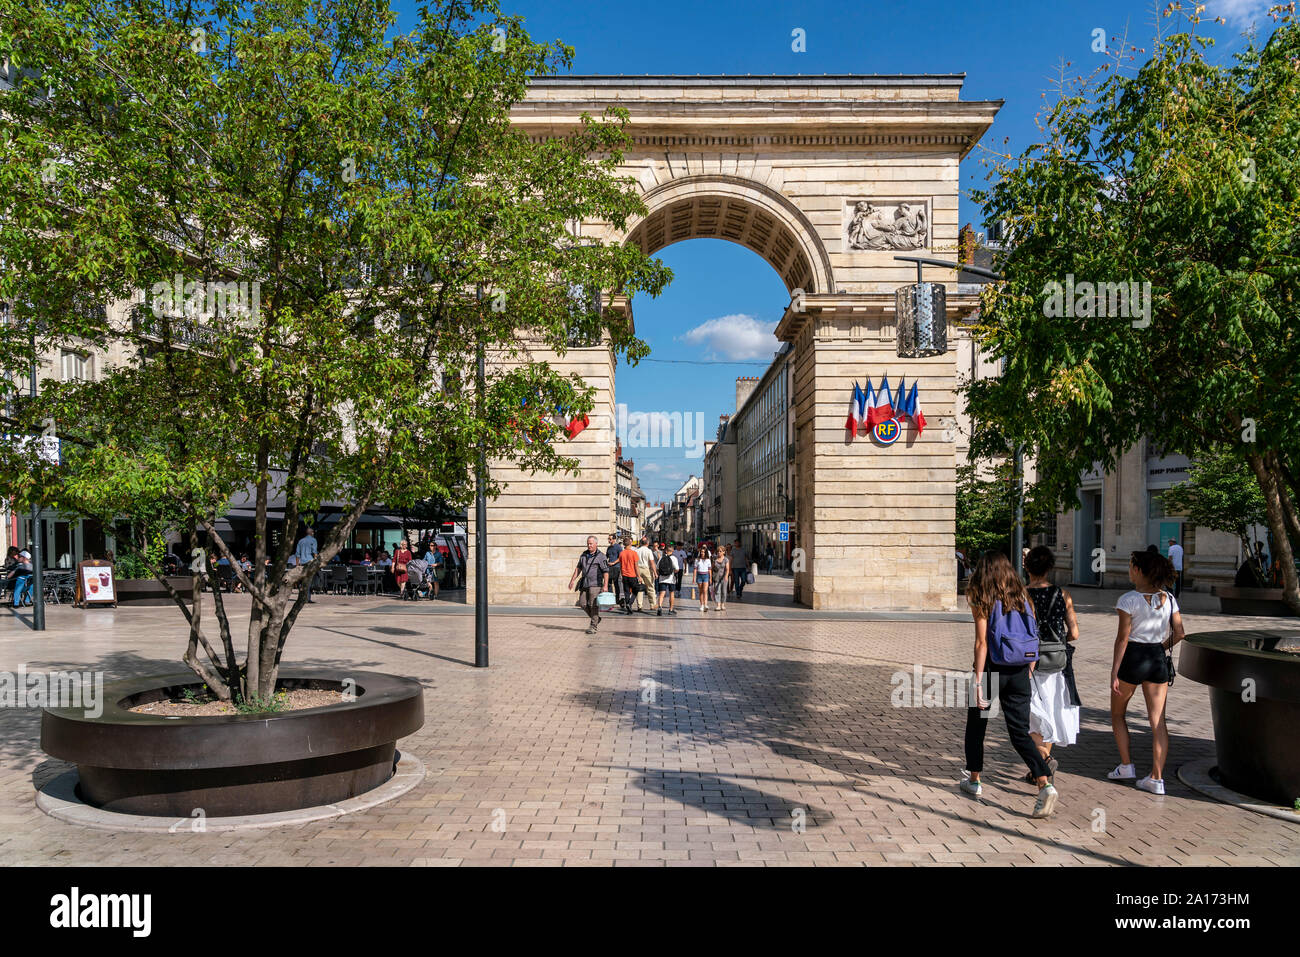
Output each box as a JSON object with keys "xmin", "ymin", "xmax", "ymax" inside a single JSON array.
[
  {"xmin": 614, "ymin": 441, "xmax": 638, "ymax": 539},
  {"xmin": 656, "ymin": 475, "xmax": 701, "ymax": 545},
  {"xmin": 1034, "ymin": 440, "xmax": 1249, "ymax": 594},
  {"xmin": 733, "ymin": 344, "xmax": 795, "ymax": 570},
  {"xmin": 701, "ymin": 415, "xmax": 737, "ymax": 544}
]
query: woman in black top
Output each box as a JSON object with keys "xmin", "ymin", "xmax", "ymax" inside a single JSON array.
[{"xmin": 1023, "ymin": 546, "xmax": 1081, "ymax": 782}]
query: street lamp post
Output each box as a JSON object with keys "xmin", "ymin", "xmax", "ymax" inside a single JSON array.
[
  {"xmin": 474, "ymin": 285, "xmax": 488, "ymax": 668},
  {"xmin": 29, "ymin": 318, "xmax": 44, "ymax": 631}
]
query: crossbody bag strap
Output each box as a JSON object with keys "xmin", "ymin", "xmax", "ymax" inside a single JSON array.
[{"xmin": 1050, "ymin": 586, "xmax": 1066, "ymax": 637}]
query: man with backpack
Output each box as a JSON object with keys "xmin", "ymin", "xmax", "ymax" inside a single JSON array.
[{"xmin": 655, "ymin": 546, "xmax": 679, "ymax": 616}]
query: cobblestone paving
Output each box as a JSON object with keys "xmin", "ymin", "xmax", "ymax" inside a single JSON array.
[{"xmin": 2, "ymin": 578, "xmax": 1298, "ymax": 866}]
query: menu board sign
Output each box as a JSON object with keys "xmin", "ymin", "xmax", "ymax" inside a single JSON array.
[{"xmin": 76, "ymin": 560, "xmax": 117, "ymax": 607}]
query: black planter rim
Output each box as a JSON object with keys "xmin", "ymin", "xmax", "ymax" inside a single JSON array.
[{"xmin": 41, "ymin": 669, "xmax": 424, "ymax": 771}]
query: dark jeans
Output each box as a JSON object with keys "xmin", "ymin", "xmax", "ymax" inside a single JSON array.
[
  {"xmin": 964, "ymin": 665, "xmax": 1050, "ymax": 779},
  {"xmin": 1173, "ymin": 570, "xmax": 1182, "ymax": 598},
  {"xmin": 11, "ymin": 574, "xmax": 32, "ymax": 607},
  {"xmin": 732, "ymin": 568, "xmax": 747, "ymax": 598},
  {"xmin": 621, "ymin": 575, "xmax": 639, "ymax": 609}
]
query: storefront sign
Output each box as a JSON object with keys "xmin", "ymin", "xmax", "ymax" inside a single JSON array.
[{"xmin": 76, "ymin": 560, "xmax": 117, "ymax": 607}]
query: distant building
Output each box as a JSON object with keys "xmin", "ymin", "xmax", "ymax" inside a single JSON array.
[
  {"xmin": 658, "ymin": 475, "xmax": 701, "ymax": 545},
  {"xmin": 732, "ymin": 343, "xmax": 795, "ymax": 567},
  {"xmin": 702, "ymin": 415, "xmax": 737, "ymax": 544},
  {"xmin": 614, "ymin": 440, "xmax": 642, "ymax": 540}
]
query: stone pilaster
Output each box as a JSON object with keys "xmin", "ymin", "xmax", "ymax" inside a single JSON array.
[
  {"xmin": 466, "ymin": 339, "xmax": 616, "ymax": 607},
  {"xmin": 781, "ymin": 293, "xmax": 974, "ymax": 611}
]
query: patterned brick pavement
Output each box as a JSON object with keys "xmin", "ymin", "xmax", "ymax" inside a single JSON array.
[{"xmin": 2, "ymin": 577, "xmax": 1297, "ymax": 866}]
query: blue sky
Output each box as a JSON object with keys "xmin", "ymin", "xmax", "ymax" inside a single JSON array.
[{"xmin": 392, "ymin": 0, "xmax": 1279, "ymax": 502}]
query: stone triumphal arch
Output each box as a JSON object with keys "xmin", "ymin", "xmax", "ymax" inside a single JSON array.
[{"xmin": 468, "ymin": 75, "xmax": 1000, "ymax": 611}]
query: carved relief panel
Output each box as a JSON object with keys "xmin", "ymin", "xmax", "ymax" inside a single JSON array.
[{"xmin": 844, "ymin": 199, "xmax": 930, "ymax": 251}]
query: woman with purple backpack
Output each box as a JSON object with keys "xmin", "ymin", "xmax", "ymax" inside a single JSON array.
[{"xmin": 960, "ymin": 552, "xmax": 1059, "ymax": 818}]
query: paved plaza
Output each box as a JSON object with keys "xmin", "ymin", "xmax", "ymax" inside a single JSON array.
[{"xmin": 2, "ymin": 576, "xmax": 1298, "ymax": 866}]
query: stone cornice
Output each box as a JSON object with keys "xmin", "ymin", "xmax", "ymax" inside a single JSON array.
[
  {"xmin": 775, "ymin": 292, "xmax": 982, "ymax": 342},
  {"xmin": 513, "ymin": 98, "xmax": 1001, "ymax": 158}
]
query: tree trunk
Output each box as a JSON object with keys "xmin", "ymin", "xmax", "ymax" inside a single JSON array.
[{"xmin": 1246, "ymin": 452, "xmax": 1300, "ymax": 613}]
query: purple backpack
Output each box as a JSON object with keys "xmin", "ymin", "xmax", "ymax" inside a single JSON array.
[{"xmin": 987, "ymin": 599, "xmax": 1039, "ymax": 666}]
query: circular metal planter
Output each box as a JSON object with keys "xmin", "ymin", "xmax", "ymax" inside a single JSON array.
[
  {"xmin": 41, "ymin": 670, "xmax": 424, "ymax": 817},
  {"xmin": 1180, "ymin": 630, "xmax": 1300, "ymax": 806}
]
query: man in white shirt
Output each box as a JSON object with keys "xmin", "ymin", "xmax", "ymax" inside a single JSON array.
[
  {"xmin": 635, "ymin": 539, "xmax": 657, "ymax": 611},
  {"xmin": 1168, "ymin": 538, "xmax": 1184, "ymax": 597}
]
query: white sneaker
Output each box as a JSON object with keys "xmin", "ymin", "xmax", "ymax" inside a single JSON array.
[
  {"xmin": 1136, "ymin": 775, "xmax": 1166, "ymax": 795},
  {"xmin": 1032, "ymin": 783, "xmax": 1059, "ymax": 818},
  {"xmin": 1108, "ymin": 763, "xmax": 1137, "ymax": 780}
]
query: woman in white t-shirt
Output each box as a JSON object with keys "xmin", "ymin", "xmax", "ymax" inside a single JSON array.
[
  {"xmin": 693, "ymin": 546, "xmax": 712, "ymax": 613},
  {"xmin": 1109, "ymin": 550, "xmax": 1186, "ymax": 795}
]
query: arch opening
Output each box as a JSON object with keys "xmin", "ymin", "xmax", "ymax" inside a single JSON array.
[{"xmin": 622, "ymin": 176, "xmax": 834, "ymax": 296}]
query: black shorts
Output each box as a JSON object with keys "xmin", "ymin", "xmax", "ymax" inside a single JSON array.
[{"xmin": 1118, "ymin": 642, "xmax": 1169, "ymax": 685}]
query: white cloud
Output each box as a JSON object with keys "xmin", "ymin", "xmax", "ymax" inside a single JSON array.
[
  {"xmin": 677, "ymin": 314, "xmax": 778, "ymax": 361},
  {"xmin": 1211, "ymin": 0, "xmax": 1272, "ymax": 28}
]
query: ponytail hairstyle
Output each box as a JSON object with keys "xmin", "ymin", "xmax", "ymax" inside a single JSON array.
[
  {"xmin": 1130, "ymin": 550, "xmax": 1176, "ymax": 590},
  {"xmin": 967, "ymin": 552, "xmax": 1030, "ymax": 619}
]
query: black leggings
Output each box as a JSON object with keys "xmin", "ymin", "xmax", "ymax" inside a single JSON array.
[{"xmin": 964, "ymin": 665, "xmax": 1051, "ymax": 779}]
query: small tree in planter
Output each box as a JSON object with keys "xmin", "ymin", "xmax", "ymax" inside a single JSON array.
[{"xmin": 0, "ymin": 0, "xmax": 669, "ymax": 701}]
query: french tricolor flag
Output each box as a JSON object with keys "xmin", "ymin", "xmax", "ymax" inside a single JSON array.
[
  {"xmin": 893, "ymin": 376, "xmax": 909, "ymax": 422},
  {"xmin": 858, "ymin": 378, "xmax": 877, "ymax": 434},
  {"xmin": 907, "ymin": 380, "xmax": 927, "ymax": 434},
  {"xmin": 868, "ymin": 374, "xmax": 895, "ymax": 426},
  {"xmin": 844, "ymin": 381, "xmax": 866, "ymax": 437}
]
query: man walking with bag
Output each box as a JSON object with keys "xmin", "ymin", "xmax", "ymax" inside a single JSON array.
[
  {"xmin": 730, "ymin": 539, "xmax": 748, "ymax": 600},
  {"xmin": 569, "ymin": 536, "xmax": 611, "ymax": 635},
  {"xmin": 635, "ymin": 538, "xmax": 657, "ymax": 612}
]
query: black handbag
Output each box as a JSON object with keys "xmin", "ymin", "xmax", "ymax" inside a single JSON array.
[{"xmin": 1035, "ymin": 588, "xmax": 1069, "ymax": 673}]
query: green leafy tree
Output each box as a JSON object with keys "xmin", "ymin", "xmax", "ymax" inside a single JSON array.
[
  {"xmin": 956, "ymin": 462, "xmax": 1015, "ymax": 558},
  {"xmin": 0, "ymin": 0, "xmax": 669, "ymax": 699},
  {"xmin": 1161, "ymin": 446, "xmax": 1268, "ymax": 561},
  {"xmin": 967, "ymin": 6, "xmax": 1300, "ymax": 611}
]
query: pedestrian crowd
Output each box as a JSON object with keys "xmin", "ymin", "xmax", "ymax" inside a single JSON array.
[{"xmin": 569, "ymin": 535, "xmax": 758, "ymax": 634}]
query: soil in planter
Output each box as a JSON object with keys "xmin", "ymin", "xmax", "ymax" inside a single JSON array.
[{"xmin": 129, "ymin": 687, "xmax": 344, "ymax": 717}]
